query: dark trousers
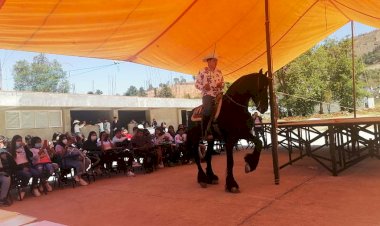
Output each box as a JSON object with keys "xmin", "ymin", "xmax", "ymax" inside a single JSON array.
[{"xmin": 202, "ymin": 95, "xmax": 216, "ymax": 134}]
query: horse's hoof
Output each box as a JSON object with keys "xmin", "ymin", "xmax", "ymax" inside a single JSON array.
[
  {"xmin": 244, "ymin": 153, "xmax": 260, "ymax": 173},
  {"xmin": 198, "ymin": 171, "xmax": 209, "ymax": 188},
  {"xmin": 225, "ymin": 186, "xmax": 240, "ymax": 193},
  {"xmin": 211, "ymin": 179, "xmax": 219, "ymax": 185},
  {"xmin": 199, "ymin": 182, "xmax": 207, "ymax": 188},
  {"xmin": 230, "ymin": 187, "xmax": 240, "ymax": 193},
  {"xmin": 245, "ymin": 163, "xmax": 251, "ymax": 173},
  {"xmin": 207, "ymin": 173, "xmax": 219, "ymax": 184}
]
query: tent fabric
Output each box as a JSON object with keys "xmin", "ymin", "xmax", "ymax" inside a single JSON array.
[{"xmin": 0, "ymin": 0, "xmax": 379, "ymax": 81}]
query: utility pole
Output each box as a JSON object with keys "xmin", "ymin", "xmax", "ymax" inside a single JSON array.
[{"xmin": 0, "ymin": 60, "xmax": 2, "ymax": 90}]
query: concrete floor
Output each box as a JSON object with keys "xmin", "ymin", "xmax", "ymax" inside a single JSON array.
[{"xmin": 4, "ymin": 149, "xmax": 380, "ymax": 226}]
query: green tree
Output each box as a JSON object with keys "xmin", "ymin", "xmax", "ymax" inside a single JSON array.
[
  {"xmin": 327, "ymin": 39, "xmax": 367, "ymax": 111},
  {"xmin": 173, "ymin": 78, "xmax": 180, "ymax": 84},
  {"xmin": 179, "ymin": 76, "xmax": 186, "ymax": 84},
  {"xmin": 124, "ymin": 85, "xmax": 138, "ymax": 96},
  {"xmin": 276, "ymin": 51, "xmax": 320, "ymax": 116},
  {"xmin": 157, "ymin": 84, "xmax": 174, "ymax": 98},
  {"xmin": 362, "ymin": 68, "xmax": 380, "ymax": 95},
  {"xmin": 13, "ymin": 53, "xmax": 69, "ymax": 93},
  {"xmin": 276, "ymin": 38, "xmax": 368, "ymax": 116},
  {"xmin": 362, "ymin": 45, "xmax": 380, "ymax": 65},
  {"xmin": 95, "ymin": 89, "xmax": 103, "ymax": 95},
  {"xmin": 138, "ymin": 87, "xmax": 147, "ymax": 97},
  {"xmin": 87, "ymin": 89, "xmax": 103, "ymax": 95}
]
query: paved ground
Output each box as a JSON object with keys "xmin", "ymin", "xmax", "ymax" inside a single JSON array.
[{"xmin": 4, "ymin": 148, "xmax": 380, "ymax": 226}]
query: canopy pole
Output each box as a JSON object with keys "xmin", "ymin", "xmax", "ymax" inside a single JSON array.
[
  {"xmin": 265, "ymin": 0, "xmax": 280, "ymax": 185},
  {"xmin": 351, "ymin": 21, "xmax": 356, "ymax": 118}
]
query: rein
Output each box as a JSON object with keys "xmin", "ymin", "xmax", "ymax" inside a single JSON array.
[
  {"xmin": 224, "ymin": 73, "xmax": 267, "ymax": 110},
  {"xmin": 225, "ymin": 94, "xmax": 247, "ymax": 108}
]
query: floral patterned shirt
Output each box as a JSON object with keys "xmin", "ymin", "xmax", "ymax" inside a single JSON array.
[{"xmin": 195, "ymin": 67, "xmax": 224, "ymax": 97}]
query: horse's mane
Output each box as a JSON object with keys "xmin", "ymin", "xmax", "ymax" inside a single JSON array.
[{"xmin": 225, "ymin": 70, "xmax": 264, "ymax": 96}]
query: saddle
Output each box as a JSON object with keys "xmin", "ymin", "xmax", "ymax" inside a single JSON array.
[{"xmin": 191, "ymin": 94, "xmax": 223, "ymax": 122}]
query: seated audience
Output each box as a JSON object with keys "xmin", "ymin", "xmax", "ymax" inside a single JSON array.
[
  {"xmin": 175, "ymin": 128, "xmax": 191, "ymax": 164},
  {"xmin": 167, "ymin": 125, "xmax": 176, "ymax": 139},
  {"xmin": 83, "ymin": 131, "xmax": 103, "ymax": 174},
  {"xmin": 30, "ymin": 137, "xmax": 57, "ymax": 192},
  {"xmin": 130, "ymin": 129, "xmax": 155, "ymax": 172},
  {"xmin": 132, "ymin": 126, "xmax": 138, "ymax": 137},
  {"xmin": 0, "ymin": 138, "xmax": 16, "ymax": 206},
  {"xmin": 98, "ymin": 132, "xmax": 115, "ymax": 171},
  {"xmin": 9, "ymin": 135, "xmax": 42, "ymax": 199},
  {"xmin": 154, "ymin": 127, "xmax": 174, "ymax": 168},
  {"xmin": 121, "ymin": 128, "xmax": 132, "ymax": 140},
  {"xmin": 112, "ymin": 129, "xmax": 136, "ymax": 176},
  {"xmin": 55, "ymin": 134, "xmax": 88, "ymax": 186},
  {"xmin": 112, "ymin": 129, "xmax": 129, "ymax": 147},
  {"xmin": 74, "ymin": 134, "xmax": 85, "ymax": 149}
]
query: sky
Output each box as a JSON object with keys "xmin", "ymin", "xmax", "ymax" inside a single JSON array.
[{"xmin": 0, "ymin": 22, "xmax": 377, "ymax": 95}]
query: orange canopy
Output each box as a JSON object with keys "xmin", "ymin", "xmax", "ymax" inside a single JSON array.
[{"xmin": 0, "ymin": 0, "xmax": 379, "ymax": 81}]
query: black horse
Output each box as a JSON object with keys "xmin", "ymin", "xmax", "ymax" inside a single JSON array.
[{"xmin": 187, "ymin": 70, "xmax": 269, "ymax": 193}]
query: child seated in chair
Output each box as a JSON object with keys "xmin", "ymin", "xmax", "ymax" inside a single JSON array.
[{"xmin": 30, "ymin": 136, "xmax": 57, "ymax": 192}]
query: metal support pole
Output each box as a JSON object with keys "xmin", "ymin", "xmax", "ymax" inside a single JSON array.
[
  {"xmin": 351, "ymin": 21, "xmax": 357, "ymax": 118},
  {"xmin": 265, "ymin": 0, "xmax": 280, "ymax": 185}
]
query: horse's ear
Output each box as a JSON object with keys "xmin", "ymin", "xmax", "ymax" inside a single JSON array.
[
  {"xmin": 265, "ymin": 71, "xmax": 268, "ymax": 77},
  {"xmin": 259, "ymin": 68, "xmax": 263, "ymax": 74}
]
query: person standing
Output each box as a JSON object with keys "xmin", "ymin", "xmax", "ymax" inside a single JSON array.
[
  {"xmin": 96, "ymin": 120, "xmax": 105, "ymax": 134},
  {"xmin": 73, "ymin": 120, "xmax": 86, "ymax": 135},
  {"xmin": 104, "ymin": 119, "xmax": 111, "ymax": 134},
  {"xmin": 195, "ymin": 53, "xmax": 224, "ymax": 139},
  {"xmin": 111, "ymin": 117, "xmax": 120, "ymax": 137},
  {"xmin": 252, "ymin": 112, "xmax": 267, "ymax": 148}
]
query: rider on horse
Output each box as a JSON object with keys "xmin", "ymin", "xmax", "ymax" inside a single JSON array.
[{"xmin": 195, "ymin": 53, "xmax": 224, "ymax": 140}]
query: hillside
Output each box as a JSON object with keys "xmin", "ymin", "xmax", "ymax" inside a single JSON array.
[
  {"xmin": 355, "ymin": 29, "xmax": 380, "ymax": 57},
  {"xmin": 146, "ymin": 82, "xmax": 201, "ymax": 99}
]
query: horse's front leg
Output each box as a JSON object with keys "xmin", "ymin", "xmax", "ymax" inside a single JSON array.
[
  {"xmin": 205, "ymin": 140, "xmax": 218, "ymax": 184},
  {"xmin": 244, "ymin": 133, "xmax": 263, "ymax": 173},
  {"xmin": 225, "ymin": 138, "xmax": 240, "ymax": 193}
]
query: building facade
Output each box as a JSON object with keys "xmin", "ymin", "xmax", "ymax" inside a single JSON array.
[{"xmin": 0, "ymin": 91, "xmax": 201, "ymax": 140}]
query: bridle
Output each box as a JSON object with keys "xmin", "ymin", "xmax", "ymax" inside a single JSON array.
[{"xmin": 225, "ymin": 74, "xmax": 267, "ymax": 109}]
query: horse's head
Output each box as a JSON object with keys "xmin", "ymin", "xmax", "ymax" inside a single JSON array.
[{"xmin": 251, "ymin": 69, "xmax": 269, "ymax": 114}]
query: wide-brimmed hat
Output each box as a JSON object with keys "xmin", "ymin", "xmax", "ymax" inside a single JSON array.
[
  {"xmin": 202, "ymin": 53, "xmax": 218, "ymax": 62},
  {"xmin": 73, "ymin": 119, "xmax": 80, "ymax": 124}
]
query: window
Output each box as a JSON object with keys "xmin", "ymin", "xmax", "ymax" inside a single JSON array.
[
  {"xmin": 21, "ymin": 112, "xmax": 35, "ymax": 128},
  {"xmin": 5, "ymin": 112, "xmax": 20, "ymax": 129},
  {"xmin": 48, "ymin": 111, "xmax": 62, "ymax": 128},
  {"xmin": 35, "ymin": 112, "xmax": 49, "ymax": 128},
  {"xmin": 5, "ymin": 110, "xmax": 62, "ymax": 129}
]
